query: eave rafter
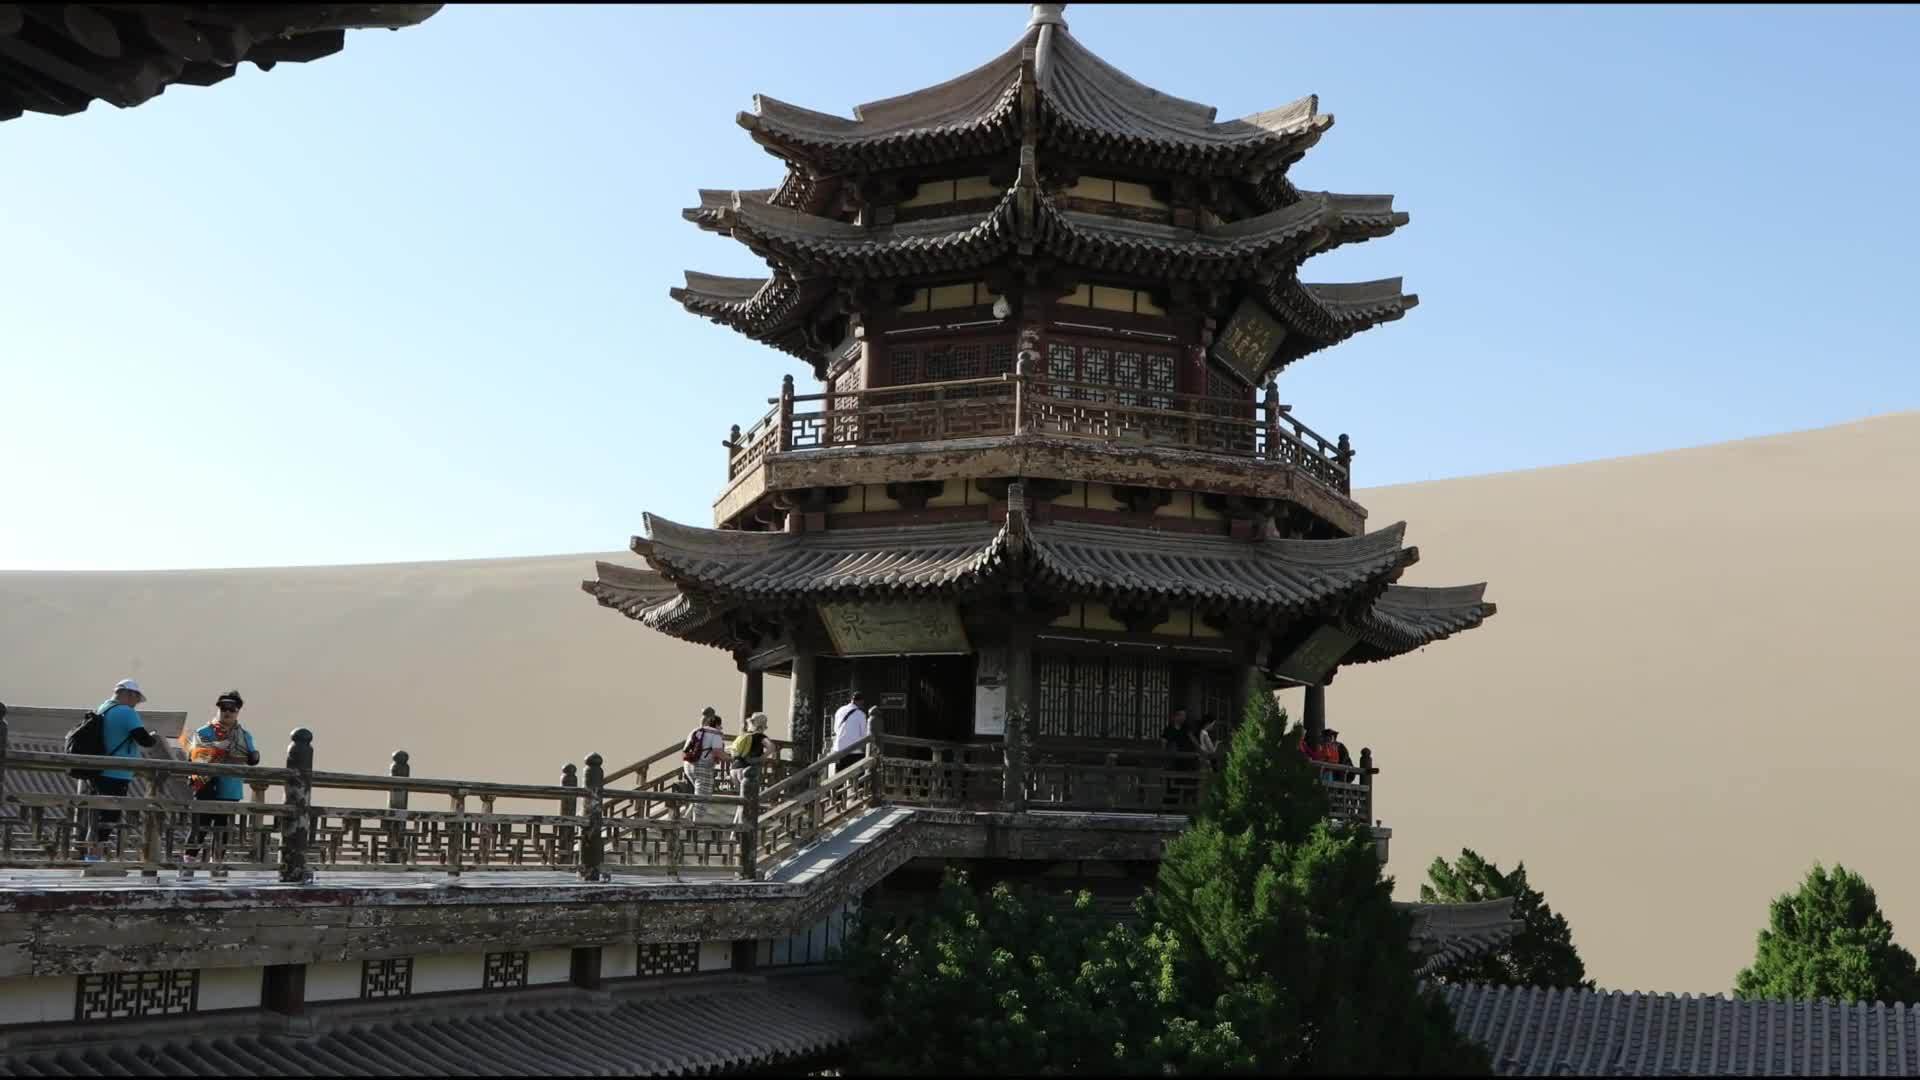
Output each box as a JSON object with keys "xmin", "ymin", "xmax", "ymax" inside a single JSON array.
[{"xmin": 0, "ymin": 4, "xmax": 443, "ymax": 122}]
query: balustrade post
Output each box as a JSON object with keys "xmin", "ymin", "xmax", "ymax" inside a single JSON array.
[
  {"xmin": 1262, "ymin": 382, "xmax": 1281, "ymax": 460},
  {"xmin": 579, "ymin": 753, "xmax": 607, "ymax": 882},
  {"xmin": 1359, "ymin": 747, "xmax": 1375, "ymax": 825},
  {"xmin": 141, "ymin": 795, "xmax": 161, "ymax": 876},
  {"xmin": 1012, "ymin": 341, "xmax": 1033, "ymax": 435},
  {"xmin": 249, "ymin": 782, "xmax": 270, "ymax": 863},
  {"xmin": 447, "ymin": 792, "xmax": 467, "ymax": 878},
  {"xmin": 385, "ymin": 750, "xmax": 409, "ymax": 864},
  {"xmin": 777, "ymin": 374, "xmax": 795, "ymax": 452},
  {"xmin": 726, "ymin": 423, "xmax": 741, "ymax": 452},
  {"xmin": 559, "ymin": 763, "xmax": 578, "ymax": 867},
  {"xmin": 738, "ymin": 763, "xmax": 761, "ymax": 882},
  {"xmin": 1336, "ymin": 433, "xmax": 1354, "ymax": 494},
  {"xmin": 278, "ymin": 729, "xmax": 314, "ymax": 884},
  {"xmin": 0, "ymin": 708, "xmax": 8, "ymax": 810}
]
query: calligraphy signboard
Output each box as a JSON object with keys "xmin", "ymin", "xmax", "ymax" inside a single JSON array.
[
  {"xmin": 1209, "ymin": 298, "xmax": 1287, "ymax": 385},
  {"xmin": 818, "ymin": 601, "xmax": 970, "ymax": 657},
  {"xmin": 1270, "ymin": 625, "xmax": 1359, "ymax": 687}
]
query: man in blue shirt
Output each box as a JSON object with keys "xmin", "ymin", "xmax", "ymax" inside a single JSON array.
[{"xmin": 86, "ymin": 678, "xmax": 158, "ymax": 861}]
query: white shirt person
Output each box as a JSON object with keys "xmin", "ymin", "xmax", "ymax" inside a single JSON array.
[{"xmin": 830, "ymin": 691, "xmax": 869, "ymax": 774}]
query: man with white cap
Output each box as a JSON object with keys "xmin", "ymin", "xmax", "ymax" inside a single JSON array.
[{"xmin": 83, "ymin": 679, "xmax": 158, "ymax": 862}]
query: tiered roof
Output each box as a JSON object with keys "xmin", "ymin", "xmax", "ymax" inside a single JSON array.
[
  {"xmin": 674, "ymin": 3, "xmax": 1418, "ymax": 381},
  {"xmin": 0, "ymin": 5, "xmax": 442, "ymax": 122},
  {"xmin": 583, "ymin": 496, "xmax": 1495, "ymax": 666}
]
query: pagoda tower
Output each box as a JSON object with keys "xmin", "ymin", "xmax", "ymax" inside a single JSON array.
[{"xmin": 586, "ymin": 3, "xmax": 1494, "ymax": 796}]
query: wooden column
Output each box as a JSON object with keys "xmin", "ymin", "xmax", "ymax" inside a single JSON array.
[
  {"xmin": 261, "ymin": 963, "xmax": 306, "ymax": 1016},
  {"xmin": 740, "ymin": 667, "xmax": 765, "ymax": 720},
  {"xmin": 1232, "ymin": 639, "xmax": 1272, "ymax": 741},
  {"xmin": 1304, "ymin": 684, "xmax": 1326, "ymax": 742},
  {"xmin": 790, "ymin": 645, "xmax": 818, "ymax": 766},
  {"xmin": 1003, "ymin": 627, "xmax": 1035, "ymax": 809}
]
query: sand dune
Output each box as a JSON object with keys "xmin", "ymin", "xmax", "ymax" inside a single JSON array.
[{"xmin": 4, "ymin": 411, "xmax": 1917, "ymax": 992}]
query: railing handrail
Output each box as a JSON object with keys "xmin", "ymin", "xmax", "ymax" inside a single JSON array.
[
  {"xmin": 604, "ymin": 734, "xmax": 795, "ymax": 787},
  {"xmin": 756, "ymin": 735, "xmax": 874, "ymax": 804},
  {"xmin": 4, "ymin": 749, "xmax": 296, "ymax": 783},
  {"xmin": 787, "ymin": 375, "xmax": 1014, "ymax": 406}
]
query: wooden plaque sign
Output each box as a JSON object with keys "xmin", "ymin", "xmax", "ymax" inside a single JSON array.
[
  {"xmin": 818, "ymin": 602, "xmax": 970, "ymax": 656},
  {"xmin": 1210, "ymin": 299, "xmax": 1287, "ymax": 385},
  {"xmin": 1271, "ymin": 625, "xmax": 1359, "ymax": 686}
]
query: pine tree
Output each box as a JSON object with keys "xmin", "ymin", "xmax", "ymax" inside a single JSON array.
[
  {"xmin": 1734, "ymin": 863, "xmax": 1920, "ymax": 1004},
  {"xmin": 1151, "ymin": 683, "xmax": 1491, "ymax": 1075},
  {"xmin": 1420, "ymin": 849, "xmax": 1592, "ymax": 989}
]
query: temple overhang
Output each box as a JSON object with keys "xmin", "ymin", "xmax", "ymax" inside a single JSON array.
[
  {"xmin": 583, "ymin": 502, "xmax": 1493, "ymax": 666},
  {"xmin": 0, "ymin": 4, "xmax": 443, "ymax": 122}
]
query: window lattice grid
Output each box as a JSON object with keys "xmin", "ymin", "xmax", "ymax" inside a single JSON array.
[
  {"xmin": 360, "ymin": 958, "xmax": 414, "ymax": 1000},
  {"xmin": 483, "ymin": 950, "xmax": 530, "ymax": 991},
  {"xmin": 637, "ymin": 941, "xmax": 700, "ymax": 978},
  {"xmin": 75, "ymin": 970, "xmax": 199, "ymax": 1022}
]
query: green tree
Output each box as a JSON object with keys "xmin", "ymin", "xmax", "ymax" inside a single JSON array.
[
  {"xmin": 842, "ymin": 872, "xmax": 1248, "ymax": 1075},
  {"xmin": 1152, "ymin": 686, "xmax": 1490, "ymax": 1075},
  {"xmin": 1734, "ymin": 863, "xmax": 1920, "ymax": 1004},
  {"xmin": 1419, "ymin": 849, "xmax": 1592, "ymax": 989},
  {"xmin": 845, "ymin": 683, "xmax": 1489, "ymax": 1075}
]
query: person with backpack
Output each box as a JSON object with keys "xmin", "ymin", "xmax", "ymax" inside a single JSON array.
[
  {"xmin": 729, "ymin": 712, "xmax": 772, "ymax": 825},
  {"xmin": 682, "ymin": 707, "xmax": 731, "ymax": 824},
  {"xmin": 178, "ymin": 690, "xmax": 259, "ymax": 879},
  {"xmin": 74, "ymin": 679, "xmax": 159, "ymax": 863}
]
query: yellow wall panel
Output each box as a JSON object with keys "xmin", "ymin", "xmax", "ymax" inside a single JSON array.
[
  {"xmin": 1091, "ymin": 285, "xmax": 1135, "ymax": 312},
  {"xmin": 954, "ymin": 176, "xmax": 998, "ymax": 200},
  {"xmin": 1112, "ymin": 181, "xmax": 1166, "ymax": 208}
]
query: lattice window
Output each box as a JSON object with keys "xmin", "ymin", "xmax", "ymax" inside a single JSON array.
[
  {"xmin": 986, "ymin": 342, "xmax": 1014, "ymax": 376},
  {"xmin": 829, "ymin": 365, "xmax": 863, "ymax": 445},
  {"xmin": 1200, "ymin": 669, "xmax": 1237, "ymax": 740},
  {"xmin": 483, "ymin": 950, "xmax": 529, "ymax": 991},
  {"xmin": 1037, "ymin": 654, "xmax": 1075, "ymax": 737},
  {"xmin": 1044, "ymin": 338, "xmax": 1179, "ymax": 412},
  {"xmin": 75, "ymin": 970, "xmax": 198, "ymax": 1022},
  {"xmin": 890, "ymin": 348, "xmax": 919, "ymax": 386},
  {"xmin": 1034, "ymin": 654, "xmax": 1173, "ymax": 740},
  {"xmin": 361, "ymin": 958, "xmax": 413, "ymax": 1000},
  {"xmin": 638, "ymin": 941, "xmax": 700, "ymax": 978}
]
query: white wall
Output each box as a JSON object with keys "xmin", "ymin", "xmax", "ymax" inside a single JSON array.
[{"xmin": 0, "ymin": 975, "xmax": 76, "ymax": 1026}]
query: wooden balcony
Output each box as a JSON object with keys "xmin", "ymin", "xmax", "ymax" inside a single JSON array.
[
  {"xmin": 0, "ymin": 721, "xmax": 1383, "ymax": 884},
  {"xmin": 718, "ymin": 373, "xmax": 1362, "ymax": 531}
]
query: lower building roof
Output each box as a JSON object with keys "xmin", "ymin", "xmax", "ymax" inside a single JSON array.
[
  {"xmin": 1440, "ymin": 981, "xmax": 1920, "ymax": 1076},
  {"xmin": 0, "ymin": 973, "xmax": 867, "ymax": 1077}
]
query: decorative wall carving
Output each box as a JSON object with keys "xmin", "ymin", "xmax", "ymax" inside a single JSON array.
[
  {"xmin": 637, "ymin": 941, "xmax": 699, "ymax": 978},
  {"xmin": 75, "ymin": 970, "xmax": 199, "ymax": 1022},
  {"xmin": 483, "ymin": 950, "xmax": 530, "ymax": 991},
  {"xmin": 360, "ymin": 958, "xmax": 414, "ymax": 1000}
]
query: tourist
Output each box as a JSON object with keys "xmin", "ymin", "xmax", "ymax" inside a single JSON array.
[
  {"xmin": 682, "ymin": 707, "xmax": 732, "ymax": 823},
  {"xmin": 83, "ymin": 679, "xmax": 159, "ymax": 862},
  {"xmin": 179, "ymin": 690, "xmax": 259, "ymax": 878},
  {"xmin": 1196, "ymin": 714, "xmax": 1221, "ymax": 756},
  {"xmin": 731, "ymin": 711, "xmax": 771, "ymax": 824},
  {"xmin": 1160, "ymin": 708, "xmax": 1196, "ymax": 754},
  {"xmin": 830, "ymin": 691, "xmax": 869, "ymax": 775},
  {"xmin": 1325, "ymin": 726, "xmax": 1354, "ymax": 771}
]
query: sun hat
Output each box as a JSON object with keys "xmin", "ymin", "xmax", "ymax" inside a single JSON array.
[{"xmin": 113, "ymin": 678, "xmax": 146, "ymax": 700}]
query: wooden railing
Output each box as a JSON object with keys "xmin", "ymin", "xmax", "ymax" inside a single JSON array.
[
  {"xmin": 725, "ymin": 371, "xmax": 1353, "ymax": 494},
  {"xmin": 0, "ymin": 718, "xmax": 1378, "ymax": 883}
]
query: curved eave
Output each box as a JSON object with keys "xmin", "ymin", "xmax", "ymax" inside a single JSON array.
[
  {"xmin": 580, "ymin": 563, "xmax": 739, "ymax": 651},
  {"xmin": 1027, "ymin": 519, "xmax": 1417, "ymax": 616},
  {"xmin": 1344, "ymin": 583, "xmax": 1497, "ymax": 664},
  {"xmin": 1, "ymin": 4, "xmax": 442, "ymax": 122},
  {"xmin": 693, "ymin": 188, "xmax": 1022, "ymax": 279},
  {"xmin": 732, "ymin": 20, "xmax": 1335, "ymax": 180},
  {"xmin": 668, "ymin": 271, "xmax": 829, "ymax": 342},
  {"xmin": 685, "ymin": 186, "xmax": 1396, "ymax": 285},
  {"xmin": 1263, "ymin": 277, "xmax": 1421, "ymax": 376},
  {"xmin": 1397, "ymin": 899, "xmax": 1523, "ymax": 977},
  {"xmin": 636, "ymin": 515, "xmax": 1016, "ymax": 607}
]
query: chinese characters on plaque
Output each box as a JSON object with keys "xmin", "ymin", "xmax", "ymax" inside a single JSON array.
[
  {"xmin": 1271, "ymin": 625, "xmax": 1360, "ymax": 687},
  {"xmin": 817, "ymin": 601, "xmax": 971, "ymax": 656},
  {"xmin": 1210, "ymin": 299, "xmax": 1288, "ymax": 385}
]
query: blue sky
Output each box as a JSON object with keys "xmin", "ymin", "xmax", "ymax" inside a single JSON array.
[{"xmin": 3, "ymin": 3, "xmax": 1915, "ymax": 571}]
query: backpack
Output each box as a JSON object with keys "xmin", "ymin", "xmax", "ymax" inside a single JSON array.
[
  {"xmin": 681, "ymin": 727, "xmax": 707, "ymax": 764},
  {"xmin": 65, "ymin": 706, "xmax": 133, "ymax": 781}
]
